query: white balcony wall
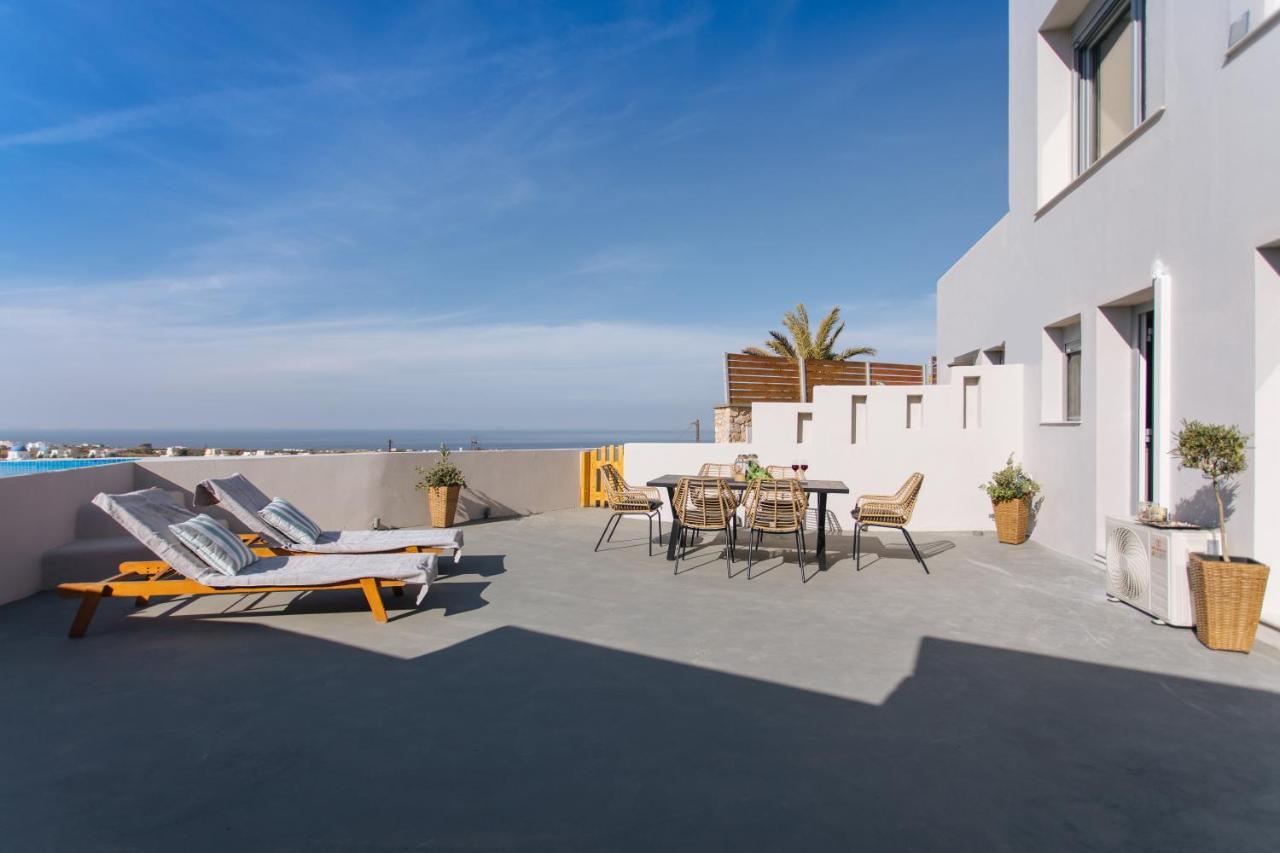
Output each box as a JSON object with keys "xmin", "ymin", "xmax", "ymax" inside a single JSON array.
[{"xmin": 626, "ymin": 366, "xmax": 1025, "ymax": 532}]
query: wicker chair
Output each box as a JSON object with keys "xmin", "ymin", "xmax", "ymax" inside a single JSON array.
[
  {"xmin": 671, "ymin": 476, "xmax": 737, "ymax": 576},
  {"xmin": 594, "ymin": 463, "xmax": 664, "ymax": 557},
  {"xmin": 766, "ymin": 465, "xmax": 799, "ymax": 480},
  {"xmin": 852, "ymin": 473, "xmax": 927, "ymax": 573},
  {"xmin": 743, "ymin": 478, "xmax": 809, "ymax": 581}
]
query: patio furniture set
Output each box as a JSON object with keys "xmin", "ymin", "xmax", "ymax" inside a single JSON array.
[{"xmin": 593, "ymin": 463, "xmax": 927, "ymax": 581}]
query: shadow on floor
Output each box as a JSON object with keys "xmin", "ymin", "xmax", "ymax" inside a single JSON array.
[
  {"xmin": 5, "ymin": 620, "xmax": 1280, "ymax": 851},
  {"xmin": 854, "ymin": 534, "xmax": 956, "ymax": 570}
]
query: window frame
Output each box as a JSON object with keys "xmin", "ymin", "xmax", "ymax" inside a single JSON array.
[
  {"xmin": 1063, "ymin": 324, "xmax": 1083, "ymax": 423},
  {"xmin": 1074, "ymin": 0, "xmax": 1146, "ymax": 174}
]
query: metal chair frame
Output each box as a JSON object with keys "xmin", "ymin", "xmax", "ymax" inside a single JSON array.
[
  {"xmin": 743, "ymin": 478, "xmax": 809, "ymax": 581},
  {"xmin": 852, "ymin": 473, "xmax": 928, "ymax": 574},
  {"xmin": 672, "ymin": 476, "xmax": 737, "ymax": 576},
  {"xmin": 594, "ymin": 463, "xmax": 664, "ymax": 557}
]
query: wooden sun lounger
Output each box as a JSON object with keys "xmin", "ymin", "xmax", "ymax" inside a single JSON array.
[{"xmin": 57, "ymin": 560, "xmax": 406, "ymax": 639}]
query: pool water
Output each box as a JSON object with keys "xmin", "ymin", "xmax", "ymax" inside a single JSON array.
[{"xmin": 0, "ymin": 458, "xmax": 136, "ymax": 478}]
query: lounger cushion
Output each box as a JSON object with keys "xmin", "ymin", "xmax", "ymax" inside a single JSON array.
[
  {"xmin": 193, "ymin": 474, "xmax": 291, "ymax": 547},
  {"xmin": 169, "ymin": 514, "xmax": 258, "ymax": 577},
  {"xmin": 199, "ymin": 552, "xmax": 437, "ymax": 589},
  {"xmin": 290, "ymin": 528, "xmax": 464, "ymax": 557},
  {"xmin": 258, "ymin": 497, "xmax": 322, "ymax": 545},
  {"xmin": 93, "ymin": 489, "xmax": 214, "ymax": 581}
]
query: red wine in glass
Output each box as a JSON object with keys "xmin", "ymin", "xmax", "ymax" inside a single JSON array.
[
  {"xmin": 791, "ymin": 464, "xmax": 800, "ymax": 475},
  {"xmin": 800, "ymin": 463, "xmax": 809, "ymax": 474}
]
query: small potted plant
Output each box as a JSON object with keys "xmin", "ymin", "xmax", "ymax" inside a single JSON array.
[
  {"xmin": 415, "ymin": 444, "xmax": 467, "ymax": 528},
  {"xmin": 980, "ymin": 454, "xmax": 1040, "ymax": 545},
  {"xmin": 1173, "ymin": 420, "xmax": 1270, "ymax": 652}
]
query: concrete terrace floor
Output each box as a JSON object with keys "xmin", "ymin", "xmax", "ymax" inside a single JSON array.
[{"xmin": 2, "ymin": 508, "xmax": 1280, "ymax": 852}]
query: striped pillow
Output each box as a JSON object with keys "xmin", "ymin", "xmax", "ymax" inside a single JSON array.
[
  {"xmin": 169, "ymin": 514, "xmax": 258, "ymax": 577},
  {"xmin": 258, "ymin": 497, "xmax": 322, "ymax": 545}
]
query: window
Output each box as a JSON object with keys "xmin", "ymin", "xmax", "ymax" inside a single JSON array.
[
  {"xmin": 1064, "ymin": 323, "xmax": 1082, "ymax": 421},
  {"xmin": 1076, "ymin": 0, "xmax": 1145, "ymax": 171}
]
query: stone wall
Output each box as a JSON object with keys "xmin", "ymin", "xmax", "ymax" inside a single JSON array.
[{"xmin": 714, "ymin": 405, "xmax": 752, "ymax": 443}]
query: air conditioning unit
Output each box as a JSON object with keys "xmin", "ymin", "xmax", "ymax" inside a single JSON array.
[{"xmin": 1104, "ymin": 517, "xmax": 1214, "ymax": 627}]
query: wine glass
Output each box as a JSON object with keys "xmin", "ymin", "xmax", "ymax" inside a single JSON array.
[
  {"xmin": 799, "ymin": 458, "xmax": 809, "ymax": 480},
  {"xmin": 790, "ymin": 459, "xmax": 800, "ymax": 478}
]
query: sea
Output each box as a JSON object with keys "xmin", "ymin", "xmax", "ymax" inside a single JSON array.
[{"xmin": 0, "ymin": 428, "xmax": 693, "ymax": 453}]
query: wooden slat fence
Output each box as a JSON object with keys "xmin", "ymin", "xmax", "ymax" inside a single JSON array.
[
  {"xmin": 725, "ymin": 353, "xmax": 932, "ymax": 405},
  {"xmin": 724, "ymin": 353, "xmax": 802, "ymax": 404},
  {"xmin": 580, "ymin": 444, "xmax": 624, "ymax": 507}
]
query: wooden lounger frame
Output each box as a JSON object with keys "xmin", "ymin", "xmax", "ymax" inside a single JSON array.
[
  {"xmin": 56, "ymin": 550, "xmax": 433, "ymax": 639},
  {"xmin": 56, "ymin": 531, "xmax": 450, "ymax": 638}
]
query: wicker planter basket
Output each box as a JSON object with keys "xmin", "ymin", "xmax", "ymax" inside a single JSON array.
[
  {"xmin": 428, "ymin": 485, "xmax": 461, "ymax": 528},
  {"xmin": 1187, "ymin": 553, "xmax": 1270, "ymax": 652},
  {"xmin": 992, "ymin": 497, "xmax": 1030, "ymax": 545}
]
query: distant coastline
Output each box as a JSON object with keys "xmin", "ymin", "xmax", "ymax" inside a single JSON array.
[{"xmin": 0, "ymin": 428, "xmax": 693, "ymax": 452}]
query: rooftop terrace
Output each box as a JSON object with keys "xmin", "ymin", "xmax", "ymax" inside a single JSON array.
[{"xmin": 3, "ymin": 508, "xmax": 1279, "ymax": 851}]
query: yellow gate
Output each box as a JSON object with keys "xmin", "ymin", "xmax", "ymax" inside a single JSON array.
[{"xmin": 580, "ymin": 445, "xmax": 624, "ymax": 507}]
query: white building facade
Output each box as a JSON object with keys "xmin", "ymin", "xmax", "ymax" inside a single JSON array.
[{"xmin": 938, "ymin": 1, "xmax": 1280, "ymax": 620}]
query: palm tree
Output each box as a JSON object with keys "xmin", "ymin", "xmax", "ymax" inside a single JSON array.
[{"xmin": 743, "ymin": 304, "xmax": 877, "ymax": 361}]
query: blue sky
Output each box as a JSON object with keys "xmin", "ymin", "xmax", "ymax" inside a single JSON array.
[{"xmin": 0, "ymin": 0, "xmax": 1007, "ymax": 431}]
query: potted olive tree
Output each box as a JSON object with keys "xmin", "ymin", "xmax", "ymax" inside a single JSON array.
[
  {"xmin": 980, "ymin": 454, "xmax": 1041, "ymax": 545},
  {"xmin": 1173, "ymin": 420, "xmax": 1270, "ymax": 652},
  {"xmin": 415, "ymin": 445, "xmax": 467, "ymax": 528}
]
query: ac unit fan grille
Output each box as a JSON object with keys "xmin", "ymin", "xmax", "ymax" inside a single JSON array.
[{"xmin": 1107, "ymin": 526, "xmax": 1149, "ymax": 601}]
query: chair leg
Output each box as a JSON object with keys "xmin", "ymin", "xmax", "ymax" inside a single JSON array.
[
  {"xmin": 902, "ymin": 529, "xmax": 930, "ymax": 574},
  {"xmin": 746, "ymin": 528, "xmax": 756, "ymax": 578},
  {"xmin": 360, "ymin": 578, "xmax": 388, "ymax": 623},
  {"xmin": 725, "ymin": 525, "xmax": 733, "ymax": 577},
  {"xmin": 796, "ymin": 529, "xmax": 806, "ymax": 581},
  {"xmin": 594, "ymin": 513, "xmax": 621, "ymax": 552},
  {"xmin": 68, "ymin": 591, "xmax": 103, "ymax": 639},
  {"xmin": 647, "ymin": 513, "xmax": 654, "ymax": 557},
  {"xmin": 727, "ymin": 523, "xmax": 736, "ymax": 564},
  {"xmin": 606, "ymin": 513, "xmax": 621, "ymax": 542},
  {"xmin": 854, "ymin": 522, "xmax": 863, "ymax": 572},
  {"xmin": 674, "ymin": 526, "xmax": 685, "ymax": 574}
]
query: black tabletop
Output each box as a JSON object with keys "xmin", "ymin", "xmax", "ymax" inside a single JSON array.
[{"xmin": 645, "ymin": 474, "xmax": 849, "ymax": 494}]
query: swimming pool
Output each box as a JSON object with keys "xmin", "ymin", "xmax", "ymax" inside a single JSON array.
[{"xmin": 0, "ymin": 458, "xmax": 137, "ymax": 478}]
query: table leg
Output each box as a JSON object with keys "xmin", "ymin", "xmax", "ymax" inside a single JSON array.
[
  {"xmin": 816, "ymin": 492, "xmax": 829, "ymax": 571},
  {"xmin": 665, "ymin": 486, "xmax": 680, "ymax": 561}
]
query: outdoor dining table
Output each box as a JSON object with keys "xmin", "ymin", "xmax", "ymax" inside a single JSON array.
[{"xmin": 646, "ymin": 475, "xmax": 850, "ymax": 572}]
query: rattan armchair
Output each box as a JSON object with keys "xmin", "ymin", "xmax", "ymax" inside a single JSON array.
[
  {"xmin": 743, "ymin": 478, "xmax": 809, "ymax": 581},
  {"xmin": 852, "ymin": 473, "xmax": 927, "ymax": 573},
  {"xmin": 671, "ymin": 476, "xmax": 737, "ymax": 576},
  {"xmin": 766, "ymin": 465, "xmax": 799, "ymax": 480},
  {"xmin": 595, "ymin": 463, "xmax": 664, "ymax": 557}
]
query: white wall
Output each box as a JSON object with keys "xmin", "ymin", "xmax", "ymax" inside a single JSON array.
[
  {"xmin": 938, "ymin": 1, "xmax": 1280, "ymax": 622},
  {"xmin": 627, "ymin": 366, "xmax": 1025, "ymax": 532}
]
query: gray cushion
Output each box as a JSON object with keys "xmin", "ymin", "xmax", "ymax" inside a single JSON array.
[
  {"xmin": 258, "ymin": 497, "xmax": 322, "ymax": 545},
  {"xmin": 169, "ymin": 514, "xmax": 258, "ymax": 576}
]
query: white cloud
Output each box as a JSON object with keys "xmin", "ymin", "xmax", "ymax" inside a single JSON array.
[{"xmin": 0, "ymin": 285, "xmax": 938, "ymax": 430}]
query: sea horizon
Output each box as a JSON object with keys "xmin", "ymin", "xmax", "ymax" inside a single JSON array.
[{"xmin": 0, "ymin": 427, "xmax": 697, "ymax": 452}]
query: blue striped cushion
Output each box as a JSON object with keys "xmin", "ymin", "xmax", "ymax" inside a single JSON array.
[
  {"xmin": 169, "ymin": 514, "xmax": 258, "ymax": 577},
  {"xmin": 257, "ymin": 497, "xmax": 322, "ymax": 545}
]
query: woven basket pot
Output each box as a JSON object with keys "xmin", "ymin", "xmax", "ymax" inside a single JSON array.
[
  {"xmin": 992, "ymin": 497, "xmax": 1030, "ymax": 545},
  {"xmin": 1187, "ymin": 553, "xmax": 1270, "ymax": 652},
  {"xmin": 428, "ymin": 485, "xmax": 461, "ymax": 528}
]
